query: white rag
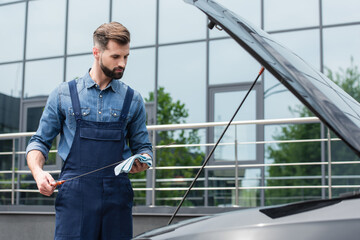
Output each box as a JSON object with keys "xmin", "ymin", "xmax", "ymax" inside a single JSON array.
[{"xmin": 114, "ymin": 154, "xmax": 152, "ymax": 176}]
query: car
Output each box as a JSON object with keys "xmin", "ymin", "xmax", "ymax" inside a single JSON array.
[
  {"xmin": 135, "ymin": 193, "xmax": 360, "ymax": 239},
  {"xmin": 135, "ymin": 0, "xmax": 360, "ymax": 239}
]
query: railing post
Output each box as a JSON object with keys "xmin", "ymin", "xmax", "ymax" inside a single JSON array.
[
  {"xmin": 11, "ymin": 138, "xmax": 15, "ymax": 205},
  {"xmin": 320, "ymin": 123, "xmax": 326, "ymax": 199},
  {"xmin": 234, "ymin": 125, "xmax": 239, "ymax": 206},
  {"xmin": 327, "ymin": 128, "xmax": 332, "ymax": 199},
  {"xmin": 151, "ymin": 129, "xmax": 156, "ymax": 206}
]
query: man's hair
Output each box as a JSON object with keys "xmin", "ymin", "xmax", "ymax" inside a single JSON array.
[{"xmin": 93, "ymin": 22, "xmax": 130, "ymax": 50}]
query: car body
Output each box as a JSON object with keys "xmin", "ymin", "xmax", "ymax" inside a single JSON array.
[
  {"xmin": 135, "ymin": 194, "xmax": 360, "ymax": 239},
  {"xmin": 135, "ymin": 0, "xmax": 360, "ymax": 239}
]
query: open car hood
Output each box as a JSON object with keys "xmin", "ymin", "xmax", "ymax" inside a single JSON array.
[{"xmin": 185, "ymin": 0, "xmax": 360, "ymax": 156}]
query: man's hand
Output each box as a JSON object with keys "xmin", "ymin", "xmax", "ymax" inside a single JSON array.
[
  {"xmin": 129, "ymin": 154, "xmax": 151, "ymax": 174},
  {"xmin": 33, "ymin": 169, "xmax": 56, "ymax": 196},
  {"xmin": 27, "ymin": 150, "xmax": 56, "ymax": 196}
]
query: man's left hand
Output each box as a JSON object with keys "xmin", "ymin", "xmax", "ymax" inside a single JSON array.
[{"xmin": 129, "ymin": 154, "xmax": 151, "ymax": 173}]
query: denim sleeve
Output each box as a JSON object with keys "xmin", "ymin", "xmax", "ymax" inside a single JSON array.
[
  {"xmin": 26, "ymin": 86, "xmax": 64, "ymax": 161},
  {"xmin": 127, "ymin": 96, "xmax": 153, "ymax": 159}
]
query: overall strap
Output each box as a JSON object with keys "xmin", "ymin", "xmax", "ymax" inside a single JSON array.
[
  {"xmin": 68, "ymin": 80, "xmax": 82, "ymax": 121},
  {"xmin": 119, "ymin": 86, "xmax": 134, "ymax": 126}
]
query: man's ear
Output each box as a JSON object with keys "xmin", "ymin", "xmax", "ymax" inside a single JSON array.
[{"xmin": 93, "ymin": 46, "xmax": 101, "ymax": 60}]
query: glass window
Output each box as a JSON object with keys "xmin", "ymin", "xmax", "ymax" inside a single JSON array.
[
  {"xmin": 210, "ymin": 0, "xmax": 261, "ymax": 38},
  {"xmin": 159, "ymin": 0, "xmax": 206, "ymax": 44},
  {"xmin": 323, "ymin": 25, "xmax": 360, "ymax": 72},
  {"xmin": 323, "ymin": 0, "xmax": 360, "ymax": 25},
  {"xmin": 0, "ymin": 0, "xmax": 19, "ymax": 3},
  {"xmin": 112, "ymin": 0, "xmax": 156, "ymax": 47},
  {"xmin": 207, "ymin": 168, "xmax": 261, "ymax": 207},
  {"xmin": 264, "ymin": 72, "xmax": 304, "ymax": 120},
  {"xmin": 213, "ymin": 90, "xmax": 256, "ymax": 161},
  {"xmin": 26, "ymin": 106, "xmax": 45, "ymax": 132},
  {"xmin": 24, "ymin": 58, "xmax": 64, "ymax": 98},
  {"xmin": 239, "ymin": 168, "xmax": 261, "ymax": 207},
  {"xmin": 270, "ymin": 29, "xmax": 320, "ymax": 71},
  {"xmin": 121, "ymin": 47, "xmax": 155, "ymax": 100},
  {"xmin": 26, "ymin": 0, "xmax": 66, "ymax": 59},
  {"xmin": 67, "ymin": 0, "xmax": 109, "ymax": 54},
  {"xmin": 66, "ymin": 54, "xmax": 93, "ymax": 81},
  {"xmin": 0, "ymin": 63, "xmax": 21, "ymax": 133},
  {"xmin": 264, "ymin": 0, "xmax": 319, "ymax": 31},
  {"xmin": 158, "ymin": 42, "xmax": 206, "ymax": 123},
  {"xmin": 0, "ymin": 63, "xmax": 22, "ymax": 97},
  {"xmin": 209, "ymin": 38, "xmax": 261, "ymax": 85},
  {"xmin": 0, "ymin": 3, "xmax": 25, "ymax": 62}
]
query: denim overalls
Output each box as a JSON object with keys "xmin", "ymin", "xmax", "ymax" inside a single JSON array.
[{"xmin": 54, "ymin": 80, "xmax": 134, "ymax": 240}]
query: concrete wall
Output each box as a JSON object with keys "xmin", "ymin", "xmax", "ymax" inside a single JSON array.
[
  {"xmin": 0, "ymin": 214, "xmax": 55, "ymax": 240},
  {"xmin": 0, "ymin": 206, "xmax": 238, "ymax": 239},
  {"xmin": 0, "ymin": 213, "xmax": 195, "ymax": 239}
]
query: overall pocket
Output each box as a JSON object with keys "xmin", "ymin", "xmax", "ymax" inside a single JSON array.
[{"xmin": 79, "ymin": 125, "xmax": 124, "ymax": 168}]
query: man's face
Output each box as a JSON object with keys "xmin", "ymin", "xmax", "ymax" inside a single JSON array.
[{"xmin": 98, "ymin": 40, "xmax": 130, "ymax": 79}]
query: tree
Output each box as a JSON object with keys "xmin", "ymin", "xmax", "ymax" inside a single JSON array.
[
  {"xmin": 266, "ymin": 58, "xmax": 360, "ymax": 205},
  {"xmin": 324, "ymin": 58, "xmax": 360, "ymax": 196},
  {"xmin": 130, "ymin": 87, "xmax": 205, "ymax": 206}
]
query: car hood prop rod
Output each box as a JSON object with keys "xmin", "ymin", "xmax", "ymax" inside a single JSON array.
[{"xmin": 168, "ymin": 66, "xmax": 265, "ymax": 225}]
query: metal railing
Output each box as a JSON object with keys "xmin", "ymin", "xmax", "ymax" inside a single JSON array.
[{"xmin": 1, "ymin": 117, "xmax": 360, "ymax": 206}]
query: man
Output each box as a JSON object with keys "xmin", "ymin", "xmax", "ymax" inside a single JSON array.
[{"xmin": 26, "ymin": 22, "xmax": 152, "ymax": 240}]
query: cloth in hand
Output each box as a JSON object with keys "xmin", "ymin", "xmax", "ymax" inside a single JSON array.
[{"xmin": 114, "ymin": 154, "xmax": 152, "ymax": 175}]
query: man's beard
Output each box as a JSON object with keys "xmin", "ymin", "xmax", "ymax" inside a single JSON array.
[{"xmin": 100, "ymin": 59, "xmax": 125, "ymax": 79}]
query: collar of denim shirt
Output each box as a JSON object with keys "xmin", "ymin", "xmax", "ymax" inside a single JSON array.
[{"xmin": 84, "ymin": 69, "xmax": 119, "ymax": 93}]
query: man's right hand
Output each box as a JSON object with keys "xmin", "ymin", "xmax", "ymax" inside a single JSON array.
[
  {"xmin": 33, "ymin": 169, "xmax": 56, "ymax": 196},
  {"xmin": 27, "ymin": 150, "xmax": 56, "ymax": 196}
]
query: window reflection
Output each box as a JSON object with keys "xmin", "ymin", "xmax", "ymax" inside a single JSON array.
[
  {"xmin": 112, "ymin": 0, "xmax": 156, "ymax": 47},
  {"xmin": 159, "ymin": 0, "xmax": 206, "ymax": 44},
  {"xmin": 209, "ymin": 38, "xmax": 261, "ymax": 85},
  {"xmin": 0, "ymin": 0, "xmax": 19, "ymax": 3},
  {"xmin": 323, "ymin": 0, "xmax": 360, "ymax": 25},
  {"xmin": 0, "ymin": 3, "xmax": 25, "ymax": 62},
  {"xmin": 26, "ymin": 107, "xmax": 44, "ymax": 132},
  {"xmin": 67, "ymin": 0, "xmax": 109, "ymax": 54},
  {"xmin": 207, "ymin": 168, "xmax": 261, "ymax": 207},
  {"xmin": 66, "ymin": 54, "xmax": 93, "ymax": 81},
  {"xmin": 323, "ymin": 25, "xmax": 360, "ymax": 71},
  {"xmin": 264, "ymin": 0, "xmax": 318, "ymax": 31},
  {"xmin": 122, "ymin": 47, "xmax": 155, "ymax": 100},
  {"xmin": 214, "ymin": 90, "xmax": 256, "ymax": 161},
  {"xmin": 24, "ymin": 58, "xmax": 64, "ymax": 98},
  {"xmin": 0, "ymin": 63, "xmax": 22, "ymax": 98},
  {"xmin": 26, "ymin": 0, "xmax": 66, "ymax": 59},
  {"xmin": 0, "ymin": 63, "xmax": 21, "ymax": 133},
  {"xmin": 271, "ymin": 30, "xmax": 320, "ymax": 70},
  {"xmin": 158, "ymin": 42, "xmax": 206, "ymax": 123},
  {"xmin": 210, "ymin": 0, "xmax": 261, "ymax": 38},
  {"xmin": 264, "ymin": 72, "xmax": 304, "ymax": 120}
]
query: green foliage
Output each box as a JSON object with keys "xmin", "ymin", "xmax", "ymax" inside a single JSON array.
[
  {"xmin": 325, "ymin": 57, "xmax": 360, "ymax": 102},
  {"xmin": 266, "ymin": 58, "xmax": 360, "ymax": 205},
  {"xmin": 130, "ymin": 87, "xmax": 205, "ymax": 206},
  {"xmin": 146, "ymin": 87, "xmax": 189, "ymax": 125}
]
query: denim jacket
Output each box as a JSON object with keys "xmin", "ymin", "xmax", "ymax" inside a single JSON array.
[{"xmin": 26, "ymin": 71, "xmax": 153, "ymax": 161}]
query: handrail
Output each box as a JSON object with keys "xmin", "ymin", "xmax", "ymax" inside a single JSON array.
[
  {"xmin": 0, "ymin": 117, "xmax": 358, "ymax": 206},
  {"xmin": 0, "ymin": 138, "xmax": 342, "ymax": 157},
  {"xmin": 1, "ymin": 160, "xmax": 359, "ymax": 174},
  {"xmin": 145, "ymin": 117, "xmax": 320, "ymax": 130},
  {"xmin": 0, "ymin": 117, "xmax": 320, "ymax": 140}
]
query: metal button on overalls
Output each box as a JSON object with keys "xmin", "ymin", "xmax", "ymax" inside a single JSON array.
[{"xmin": 54, "ymin": 80, "xmax": 134, "ymax": 240}]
